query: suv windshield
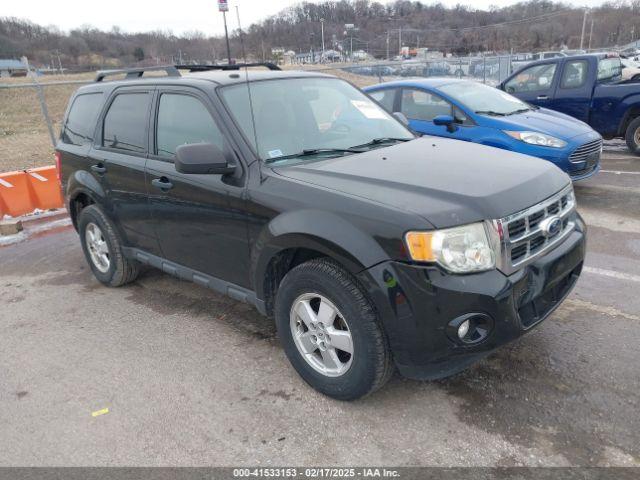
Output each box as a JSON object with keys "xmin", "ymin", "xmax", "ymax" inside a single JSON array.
[
  {"xmin": 220, "ymin": 77, "xmax": 414, "ymax": 163},
  {"xmin": 439, "ymin": 81, "xmax": 530, "ymax": 115}
]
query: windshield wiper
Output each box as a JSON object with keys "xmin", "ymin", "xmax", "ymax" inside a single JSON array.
[
  {"xmin": 506, "ymin": 108, "xmax": 532, "ymax": 115},
  {"xmin": 475, "ymin": 110, "xmax": 507, "ymax": 116},
  {"xmin": 349, "ymin": 137, "xmax": 412, "ymax": 150},
  {"xmin": 264, "ymin": 148, "xmax": 359, "ymax": 163}
]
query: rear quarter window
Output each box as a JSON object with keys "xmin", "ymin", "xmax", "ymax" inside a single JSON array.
[{"xmin": 61, "ymin": 93, "xmax": 103, "ymax": 146}]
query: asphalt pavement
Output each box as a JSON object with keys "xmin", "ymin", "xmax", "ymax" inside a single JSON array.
[{"xmin": 1, "ymin": 150, "xmax": 639, "ymax": 467}]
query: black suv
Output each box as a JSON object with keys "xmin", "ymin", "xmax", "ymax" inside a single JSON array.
[{"xmin": 57, "ymin": 64, "xmax": 586, "ymax": 400}]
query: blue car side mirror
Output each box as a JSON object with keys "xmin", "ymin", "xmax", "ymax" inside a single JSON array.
[{"xmin": 433, "ymin": 115, "xmax": 458, "ymax": 133}]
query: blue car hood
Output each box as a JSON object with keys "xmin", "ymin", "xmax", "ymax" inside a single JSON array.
[{"xmin": 487, "ymin": 108, "xmax": 594, "ymax": 139}]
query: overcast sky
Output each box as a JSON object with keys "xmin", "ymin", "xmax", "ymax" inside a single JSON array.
[{"xmin": 4, "ymin": 0, "xmax": 611, "ymax": 36}]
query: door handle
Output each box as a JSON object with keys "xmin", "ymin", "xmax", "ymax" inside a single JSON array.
[
  {"xmin": 91, "ymin": 163, "xmax": 107, "ymax": 174},
  {"xmin": 536, "ymin": 95, "xmax": 549, "ymax": 100},
  {"xmin": 151, "ymin": 177, "xmax": 174, "ymax": 191}
]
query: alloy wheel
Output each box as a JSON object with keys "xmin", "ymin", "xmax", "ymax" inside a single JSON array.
[
  {"xmin": 289, "ymin": 293, "xmax": 354, "ymax": 377},
  {"xmin": 85, "ymin": 222, "xmax": 110, "ymax": 273}
]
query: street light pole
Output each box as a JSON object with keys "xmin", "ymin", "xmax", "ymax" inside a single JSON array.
[{"xmin": 222, "ymin": 10, "xmax": 232, "ymax": 64}]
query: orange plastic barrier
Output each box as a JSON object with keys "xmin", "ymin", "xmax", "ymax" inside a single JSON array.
[{"xmin": 0, "ymin": 166, "xmax": 64, "ymax": 218}]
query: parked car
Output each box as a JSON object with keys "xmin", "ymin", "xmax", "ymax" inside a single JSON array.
[
  {"xmin": 364, "ymin": 79, "xmax": 602, "ymax": 180},
  {"xmin": 423, "ymin": 61, "xmax": 450, "ymax": 77},
  {"xmin": 57, "ymin": 64, "xmax": 586, "ymax": 400},
  {"xmin": 534, "ymin": 51, "xmax": 568, "ymax": 61},
  {"xmin": 500, "ymin": 53, "xmax": 640, "ymax": 154}
]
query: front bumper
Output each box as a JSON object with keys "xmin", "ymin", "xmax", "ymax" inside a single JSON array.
[{"xmin": 357, "ymin": 215, "xmax": 586, "ymax": 380}]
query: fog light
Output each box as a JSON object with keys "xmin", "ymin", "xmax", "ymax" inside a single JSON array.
[
  {"xmin": 457, "ymin": 319, "xmax": 470, "ymax": 339},
  {"xmin": 446, "ymin": 313, "xmax": 493, "ymax": 346}
]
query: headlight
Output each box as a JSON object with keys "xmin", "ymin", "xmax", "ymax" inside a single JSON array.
[
  {"xmin": 405, "ymin": 223, "xmax": 495, "ymax": 273},
  {"xmin": 504, "ymin": 130, "xmax": 567, "ymax": 148}
]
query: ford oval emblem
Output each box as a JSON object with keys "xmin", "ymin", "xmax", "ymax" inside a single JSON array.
[{"xmin": 540, "ymin": 216, "xmax": 562, "ymax": 237}]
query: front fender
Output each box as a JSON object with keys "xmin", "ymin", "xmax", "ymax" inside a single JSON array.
[{"xmin": 251, "ymin": 209, "xmax": 391, "ymax": 300}]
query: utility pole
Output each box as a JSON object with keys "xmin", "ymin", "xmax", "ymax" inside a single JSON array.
[
  {"xmin": 218, "ymin": 0, "xmax": 232, "ymax": 64},
  {"xmin": 386, "ymin": 30, "xmax": 390, "ymax": 60},
  {"xmin": 399, "ymin": 26, "xmax": 402, "ymax": 57},
  {"xmin": 320, "ymin": 18, "xmax": 325, "ymax": 63},
  {"xmin": 580, "ymin": 8, "xmax": 588, "ymax": 50},
  {"xmin": 235, "ymin": 5, "xmax": 247, "ymax": 63},
  {"xmin": 589, "ymin": 18, "xmax": 594, "ymax": 50}
]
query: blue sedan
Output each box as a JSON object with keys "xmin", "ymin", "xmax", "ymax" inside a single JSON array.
[{"xmin": 363, "ymin": 79, "xmax": 602, "ymax": 181}]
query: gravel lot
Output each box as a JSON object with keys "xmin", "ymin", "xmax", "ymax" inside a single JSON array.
[{"xmin": 0, "ymin": 151, "xmax": 639, "ymax": 467}]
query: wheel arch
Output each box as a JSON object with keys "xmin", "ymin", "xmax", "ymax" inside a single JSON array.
[
  {"xmin": 252, "ymin": 210, "xmax": 391, "ymax": 316},
  {"xmin": 66, "ymin": 170, "xmax": 107, "ymax": 229}
]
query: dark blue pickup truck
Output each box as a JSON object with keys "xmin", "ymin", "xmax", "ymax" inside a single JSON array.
[{"xmin": 500, "ymin": 53, "xmax": 640, "ymax": 154}]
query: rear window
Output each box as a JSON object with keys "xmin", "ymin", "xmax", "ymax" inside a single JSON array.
[
  {"xmin": 102, "ymin": 93, "xmax": 150, "ymax": 153},
  {"xmin": 597, "ymin": 58, "xmax": 622, "ymax": 82},
  {"xmin": 61, "ymin": 93, "xmax": 103, "ymax": 146}
]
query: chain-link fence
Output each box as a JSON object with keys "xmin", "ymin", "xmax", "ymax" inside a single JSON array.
[{"xmin": 334, "ymin": 55, "xmax": 514, "ymax": 86}]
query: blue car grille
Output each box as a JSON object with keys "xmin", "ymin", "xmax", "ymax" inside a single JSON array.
[{"xmin": 569, "ymin": 138, "xmax": 602, "ymax": 164}]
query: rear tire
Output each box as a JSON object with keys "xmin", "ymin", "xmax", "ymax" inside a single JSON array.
[
  {"xmin": 275, "ymin": 258, "xmax": 393, "ymax": 400},
  {"xmin": 78, "ymin": 205, "xmax": 139, "ymax": 287},
  {"xmin": 624, "ymin": 116, "xmax": 640, "ymax": 155}
]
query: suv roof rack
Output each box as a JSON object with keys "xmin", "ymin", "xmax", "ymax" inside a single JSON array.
[
  {"xmin": 175, "ymin": 62, "xmax": 281, "ymax": 72},
  {"xmin": 95, "ymin": 65, "xmax": 181, "ymax": 82}
]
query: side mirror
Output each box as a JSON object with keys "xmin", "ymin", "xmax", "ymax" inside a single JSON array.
[
  {"xmin": 433, "ymin": 114, "xmax": 458, "ymax": 133},
  {"xmin": 175, "ymin": 143, "xmax": 236, "ymax": 175},
  {"xmin": 392, "ymin": 111, "xmax": 410, "ymax": 127}
]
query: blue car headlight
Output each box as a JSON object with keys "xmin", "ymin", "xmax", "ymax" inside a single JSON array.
[{"xmin": 504, "ymin": 130, "xmax": 568, "ymax": 148}]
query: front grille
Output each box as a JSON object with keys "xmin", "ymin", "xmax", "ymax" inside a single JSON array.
[
  {"xmin": 569, "ymin": 138, "xmax": 602, "ymax": 164},
  {"xmin": 495, "ymin": 186, "xmax": 576, "ymax": 274}
]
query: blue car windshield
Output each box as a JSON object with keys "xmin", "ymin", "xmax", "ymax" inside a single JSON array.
[{"xmin": 439, "ymin": 82, "xmax": 531, "ymax": 116}]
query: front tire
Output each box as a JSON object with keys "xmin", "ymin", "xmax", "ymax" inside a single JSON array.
[
  {"xmin": 78, "ymin": 205, "xmax": 139, "ymax": 287},
  {"xmin": 624, "ymin": 116, "xmax": 640, "ymax": 155},
  {"xmin": 275, "ymin": 258, "xmax": 393, "ymax": 400}
]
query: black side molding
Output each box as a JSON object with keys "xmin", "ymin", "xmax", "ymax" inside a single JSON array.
[{"xmin": 122, "ymin": 247, "xmax": 266, "ymax": 315}]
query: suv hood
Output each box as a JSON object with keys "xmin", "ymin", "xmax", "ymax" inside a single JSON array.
[{"xmin": 273, "ymin": 137, "xmax": 569, "ymax": 228}]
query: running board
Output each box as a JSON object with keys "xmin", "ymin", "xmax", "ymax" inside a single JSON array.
[{"xmin": 122, "ymin": 247, "xmax": 266, "ymax": 315}]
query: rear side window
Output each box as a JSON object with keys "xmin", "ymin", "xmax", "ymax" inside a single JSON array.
[
  {"xmin": 103, "ymin": 93, "xmax": 150, "ymax": 153},
  {"xmin": 369, "ymin": 89, "xmax": 396, "ymax": 112},
  {"xmin": 400, "ymin": 88, "xmax": 452, "ymax": 121},
  {"xmin": 61, "ymin": 93, "xmax": 103, "ymax": 146},
  {"xmin": 561, "ymin": 60, "xmax": 588, "ymax": 88},
  {"xmin": 597, "ymin": 58, "xmax": 622, "ymax": 82}
]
